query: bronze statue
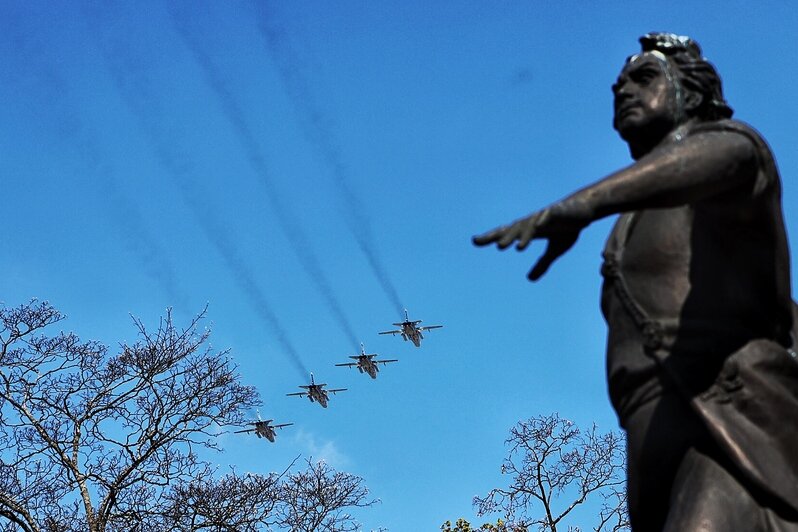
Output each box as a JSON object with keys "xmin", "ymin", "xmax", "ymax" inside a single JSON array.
[{"xmin": 474, "ymin": 33, "xmax": 798, "ymax": 530}]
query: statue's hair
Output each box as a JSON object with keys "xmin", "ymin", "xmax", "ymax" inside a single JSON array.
[{"xmin": 639, "ymin": 32, "xmax": 733, "ymax": 120}]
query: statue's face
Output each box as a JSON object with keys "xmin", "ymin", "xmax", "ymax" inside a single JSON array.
[{"xmin": 612, "ymin": 52, "xmax": 681, "ymax": 142}]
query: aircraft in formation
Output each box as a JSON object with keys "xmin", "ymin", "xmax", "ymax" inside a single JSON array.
[
  {"xmin": 239, "ymin": 310, "xmax": 442, "ymax": 442},
  {"xmin": 235, "ymin": 417, "xmax": 293, "ymax": 443},
  {"xmin": 286, "ymin": 373, "xmax": 347, "ymax": 408},
  {"xmin": 335, "ymin": 343, "xmax": 398, "ymax": 379},
  {"xmin": 379, "ymin": 309, "xmax": 443, "ymax": 347}
]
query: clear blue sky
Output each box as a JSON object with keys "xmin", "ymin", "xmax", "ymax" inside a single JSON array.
[{"xmin": 2, "ymin": 1, "xmax": 797, "ymax": 529}]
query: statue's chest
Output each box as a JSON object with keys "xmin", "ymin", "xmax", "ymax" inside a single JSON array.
[{"xmin": 607, "ymin": 207, "xmax": 694, "ymax": 276}]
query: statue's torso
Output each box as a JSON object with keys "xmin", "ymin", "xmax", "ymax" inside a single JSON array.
[{"xmin": 600, "ymin": 120, "xmax": 793, "ymax": 420}]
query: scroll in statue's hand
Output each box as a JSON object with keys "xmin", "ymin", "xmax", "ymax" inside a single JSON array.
[{"xmin": 472, "ymin": 201, "xmax": 590, "ymax": 280}]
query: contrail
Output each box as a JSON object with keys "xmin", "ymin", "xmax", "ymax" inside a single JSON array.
[
  {"xmin": 168, "ymin": 6, "xmax": 361, "ymax": 352},
  {"xmin": 86, "ymin": 153, "xmax": 192, "ymax": 313},
  {"xmin": 5, "ymin": 20, "xmax": 190, "ymax": 313},
  {"xmin": 90, "ymin": 13, "xmax": 309, "ymax": 378},
  {"xmin": 251, "ymin": 1, "xmax": 406, "ymax": 318}
]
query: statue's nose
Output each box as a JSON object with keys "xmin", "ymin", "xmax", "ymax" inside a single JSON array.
[{"xmin": 615, "ymin": 87, "xmax": 634, "ymax": 105}]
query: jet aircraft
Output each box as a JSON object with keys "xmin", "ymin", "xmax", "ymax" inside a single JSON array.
[
  {"xmin": 379, "ymin": 309, "xmax": 443, "ymax": 347},
  {"xmin": 287, "ymin": 373, "xmax": 347, "ymax": 408},
  {"xmin": 234, "ymin": 419, "xmax": 293, "ymax": 443},
  {"xmin": 335, "ymin": 343, "xmax": 398, "ymax": 379}
]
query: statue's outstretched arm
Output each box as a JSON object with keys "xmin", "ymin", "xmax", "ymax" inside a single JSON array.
[{"xmin": 474, "ymin": 129, "xmax": 758, "ymax": 280}]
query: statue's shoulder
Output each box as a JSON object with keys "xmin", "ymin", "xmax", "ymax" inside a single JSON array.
[
  {"xmin": 689, "ymin": 118, "xmax": 760, "ymax": 139},
  {"xmin": 689, "ymin": 119, "xmax": 771, "ymax": 153},
  {"xmin": 690, "ymin": 119, "xmax": 779, "ymax": 194}
]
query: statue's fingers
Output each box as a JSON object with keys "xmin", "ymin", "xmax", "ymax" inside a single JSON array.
[
  {"xmin": 516, "ymin": 214, "xmax": 543, "ymax": 250},
  {"xmin": 497, "ymin": 224, "xmax": 522, "ymax": 249},
  {"xmin": 517, "ymin": 210, "xmax": 552, "ymax": 250},
  {"xmin": 515, "ymin": 220, "xmax": 536, "ymax": 251},
  {"xmin": 472, "ymin": 226, "xmax": 507, "ymax": 247}
]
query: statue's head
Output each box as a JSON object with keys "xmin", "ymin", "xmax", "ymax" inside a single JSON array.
[{"xmin": 613, "ymin": 33, "xmax": 733, "ymax": 157}]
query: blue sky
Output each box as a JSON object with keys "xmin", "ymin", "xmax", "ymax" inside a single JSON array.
[{"xmin": 2, "ymin": 1, "xmax": 797, "ymax": 529}]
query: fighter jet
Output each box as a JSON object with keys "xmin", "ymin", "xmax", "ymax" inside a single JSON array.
[
  {"xmin": 379, "ymin": 309, "xmax": 443, "ymax": 347},
  {"xmin": 235, "ymin": 418, "xmax": 293, "ymax": 443},
  {"xmin": 335, "ymin": 343, "xmax": 398, "ymax": 379},
  {"xmin": 286, "ymin": 373, "xmax": 347, "ymax": 408}
]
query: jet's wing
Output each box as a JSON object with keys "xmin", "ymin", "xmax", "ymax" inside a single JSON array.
[
  {"xmin": 273, "ymin": 423, "xmax": 293, "ymax": 429},
  {"xmin": 376, "ymin": 359, "xmax": 398, "ymax": 365},
  {"xmin": 335, "ymin": 362, "xmax": 359, "ymax": 368},
  {"xmin": 420, "ymin": 325, "xmax": 443, "ymax": 331},
  {"xmin": 328, "ymin": 388, "xmax": 347, "ymax": 394},
  {"xmin": 286, "ymin": 392, "xmax": 308, "ymax": 397},
  {"xmin": 234, "ymin": 428, "xmax": 255, "ymax": 434},
  {"xmin": 379, "ymin": 329, "xmax": 402, "ymax": 336}
]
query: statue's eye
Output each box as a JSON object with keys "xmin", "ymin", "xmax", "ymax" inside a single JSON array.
[{"xmin": 634, "ymin": 69, "xmax": 658, "ymax": 85}]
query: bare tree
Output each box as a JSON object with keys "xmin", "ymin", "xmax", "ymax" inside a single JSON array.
[
  {"xmin": 273, "ymin": 459, "xmax": 377, "ymax": 531},
  {"xmin": 441, "ymin": 517, "xmax": 527, "ymax": 531},
  {"xmin": 0, "ymin": 300, "xmax": 378, "ymax": 531},
  {"xmin": 157, "ymin": 459, "xmax": 377, "ymax": 532},
  {"xmin": 0, "ymin": 299, "xmax": 259, "ymax": 531},
  {"xmin": 156, "ymin": 468, "xmax": 281, "ymax": 531},
  {"xmin": 474, "ymin": 414, "xmax": 628, "ymax": 532},
  {"xmin": 595, "ymin": 483, "xmax": 628, "ymax": 532}
]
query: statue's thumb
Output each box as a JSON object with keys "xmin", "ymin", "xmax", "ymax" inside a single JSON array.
[
  {"xmin": 527, "ymin": 234, "xmax": 577, "ymax": 281},
  {"xmin": 528, "ymin": 255, "xmax": 552, "ymax": 281}
]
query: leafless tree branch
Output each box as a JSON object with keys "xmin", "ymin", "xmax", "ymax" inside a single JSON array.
[
  {"xmin": 0, "ymin": 301, "xmax": 376, "ymax": 531},
  {"xmin": 272, "ymin": 458, "xmax": 378, "ymax": 532},
  {"xmin": 474, "ymin": 414, "xmax": 628, "ymax": 532}
]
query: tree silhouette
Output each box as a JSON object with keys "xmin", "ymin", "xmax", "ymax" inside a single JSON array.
[
  {"xmin": 474, "ymin": 414, "xmax": 628, "ymax": 532},
  {"xmin": 0, "ymin": 301, "xmax": 374, "ymax": 531}
]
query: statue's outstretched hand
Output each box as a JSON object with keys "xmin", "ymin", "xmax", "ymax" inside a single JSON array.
[{"xmin": 473, "ymin": 203, "xmax": 588, "ymax": 280}]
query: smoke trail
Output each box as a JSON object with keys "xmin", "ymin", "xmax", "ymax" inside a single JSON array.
[
  {"xmin": 251, "ymin": 2, "xmax": 406, "ymax": 318},
  {"xmin": 5, "ymin": 20, "xmax": 190, "ymax": 312},
  {"xmin": 86, "ymin": 153, "xmax": 192, "ymax": 313},
  {"xmin": 167, "ymin": 6, "xmax": 361, "ymax": 352},
  {"xmin": 90, "ymin": 14, "xmax": 309, "ymax": 378}
]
